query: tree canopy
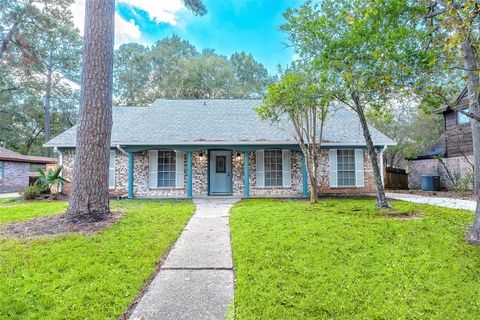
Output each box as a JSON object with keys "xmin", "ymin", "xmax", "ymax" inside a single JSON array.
[{"xmin": 113, "ymin": 35, "xmax": 272, "ymax": 105}]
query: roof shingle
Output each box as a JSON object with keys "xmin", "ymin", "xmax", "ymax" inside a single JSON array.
[{"xmin": 45, "ymin": 99, "xmax": 395, "ymax": 147}]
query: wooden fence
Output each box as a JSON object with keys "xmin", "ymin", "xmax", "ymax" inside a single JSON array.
[{"xmin": 384, "ymin": 167, "xmax": 409, "ymax": 189}]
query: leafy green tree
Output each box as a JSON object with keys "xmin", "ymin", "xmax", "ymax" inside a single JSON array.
[
  {"xmin": 230, "ymin": 52, "xmax": 271, "ymax": 98},
  {"xmin": 257, "ymin": 67, "xmax": 329, "ymax": 203},
  {"xmin": 148, "ymin": 35, "xmax": 199, "ymax": 99},
  {"xmin": 113, "ymin": 43, "xmax": 151, "ymax": 105},
  {"xmin": 414, "ymin": 0, "xmax": 480, "ymax": 242},
  {"xmin": 168, "ymin": 49, "xmax": 237, "ymax": 98},
  {"xmin": 282, "ymin": 0, "xmax": 425, "ymax": 208}
]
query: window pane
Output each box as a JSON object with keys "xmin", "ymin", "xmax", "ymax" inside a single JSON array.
[
  {"xmin": 157, "ymin": 151, "xmax": 176, "ymax": 188},
  {"xmin": 337, "ymin": 149, "xmax": 356, "ymax": 186},
  {"xmin": 264, "ymin": 150, "xmax": 283, "ymax": 187},
  {"xmin": 458, "ymin": 109, "xmax": 470, "ymax": 125}
]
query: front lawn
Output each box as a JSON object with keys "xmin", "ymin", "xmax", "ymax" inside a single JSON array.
[
  {"xmin": 0, "ymin": 199, "xmax": 194, "ymax": 320},
  {"xmin": 230, "ymin": 198, "xmax": 480, "ymax": 319}
]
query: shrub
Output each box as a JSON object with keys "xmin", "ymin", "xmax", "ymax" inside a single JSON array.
[
  {"xmin": 454, "ymin": 172, "xmax": 474, "ymax": 192},
  {"xmin": 21, "ymin": 185, "xmax": 49, "ymax": 200}
]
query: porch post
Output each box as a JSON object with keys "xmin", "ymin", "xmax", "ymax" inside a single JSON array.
[
  {"xmin": 187, "ymin": 151, "xmax": 193, "ymax": 198},
  {"xmin": 128, "ymin": 151, "xmax": 134, "ymax": 199},
  {"xmin": 301, "ymin": 153, "xmax": 308, "ymax": 198},
  {"xmin": 243, "ymin": 151, "xmax": 249, "ymax": 198}
]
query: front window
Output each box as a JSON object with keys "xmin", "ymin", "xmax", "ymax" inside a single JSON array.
[
  {"xmin": 158, "ymin": 151, "xmax": 176, "ymax": 187},
  {"xmin": 337, "ymin": 149, "xmax": 355, "ymax": 186},
  {"xmin": 0, "ymin": 161, "xmax": 4, "ymax": 179},
  {"xmin": 264, "ymin": 149, "xmax": 283, "ymax": 187},
  {"xmin": 457, "ymin": 109, "xmax": 470, "ymax": 125}
]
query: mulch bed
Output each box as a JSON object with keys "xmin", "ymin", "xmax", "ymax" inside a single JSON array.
[{"xmin": 1, "ymin": 211, "xmax": 123, "ymax": 239}]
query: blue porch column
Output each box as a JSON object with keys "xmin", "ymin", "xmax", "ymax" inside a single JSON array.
[
  {"xmin": 301, "ymin": 153, "xmax": 308, "ymax": 198},
  {"xmin": 128, "ymin": 152, "xmax": 134, "ymax": 199},
  {"xmin": 243, "ymin": 151, "xmax": 249, "ymax": 198},
  {"xmin": 187, "ymin": 151, "xmax": 193, "ymax": 198}
]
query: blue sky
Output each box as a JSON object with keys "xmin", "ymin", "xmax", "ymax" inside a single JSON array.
[{"xmin": 114, "ymin": 0, "xmax": 303, "ymax": 74}]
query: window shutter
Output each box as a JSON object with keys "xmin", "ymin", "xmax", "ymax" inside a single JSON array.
[
  {"xmin": 256, "ymin": 150, "xmax": 264, "ymax": 187},
  {"xmin": 148, "ymin": 150, "xmax": 158, "ymax": 188},
  {"xmin": 355, "ymin": 149, "xmax": 365, "ymax": 187},
  {"xmin": 329, "ymin": 149, "xmax": 338, "ymax": 187},
  {"xmin": 175, "ymin": 151, "xmax": 185, "ymax": 188},
  {"xmin": 282, "ymin": 150, "xmax": 291, "ymax": 187},
  {"xmin": 108, "ymin": 150, "xmax": 115, "ymax": 188}
]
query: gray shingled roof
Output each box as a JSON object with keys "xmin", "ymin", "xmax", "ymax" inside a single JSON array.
[{"xmin": 45, "ymin": 99, "xmax": 395, "ymax": 147}]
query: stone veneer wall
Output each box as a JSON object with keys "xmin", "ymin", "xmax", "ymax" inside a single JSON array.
[
  {"xmin": 318, "ymin": 149, "xmax": 377, "ymax": 194},
  {"xmin": 0, "ymin": 161, "xmax": 29, "ymax": 193},
  {"xmin": 408, "ymin": 155, "xmax": 474, "ymax": 190},
  {"xmin": 60, "ymin": 148, "xmax": 377, "ymax": 197}
]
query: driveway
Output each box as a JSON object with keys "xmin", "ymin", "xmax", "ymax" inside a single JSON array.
[
  {"xmin": 386, "ymin": 192, "xmax": 476, "ymax": 211},
  {"xmin": 129, "ymin": 197, "xmax": 239, "ymax": 320}
]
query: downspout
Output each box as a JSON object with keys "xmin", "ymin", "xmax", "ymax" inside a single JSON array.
[
  {"xmin": 380, "ymin": 145, "xmax": 387, "ymax": 186},
  {"xmin": 55, "ymin": 147, "xmax": 63, "ymax": 193},
  {"xmin": 116, "ymin": 145, "xmax": 128, "ymax": 155}
]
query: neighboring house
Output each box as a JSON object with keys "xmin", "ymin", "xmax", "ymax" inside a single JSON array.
[
  {"xmin": 0, "ymin": 147, "xmax": 58, "ymax": 193},
  {"xmin": 45, "ymin": 99, "xmax": 394, "ymax": 198},
  {"xmin": 409, "ymin": 89, "xmax": 474, "ymax": 189}
]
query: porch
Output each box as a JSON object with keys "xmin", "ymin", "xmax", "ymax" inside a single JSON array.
[{"xmin": 120, "ymin": 145, "xmax": 309, "ymax": 199}]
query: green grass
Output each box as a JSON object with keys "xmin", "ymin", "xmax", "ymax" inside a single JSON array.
[
  {"xmin": 0, "ymin": 199, "xmax": 195, "ymax": 320},
  {"xmin": 230, "ymin": 198, "xmax": 480, "ymax": 319},
  {"xmin": 0, "ymin": 200, "xmax": 67, "ymax": 224}
]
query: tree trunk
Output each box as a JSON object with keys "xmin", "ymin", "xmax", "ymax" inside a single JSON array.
[
  {"xmin": 307, "ymin": 146, "xmax": 319, "ymax": 203},
  {"xmin": 0, "ymin": 18, "xmax": 19, "ymax": 60},
  {"xmin": 352, "ymin": 94, "xmax": 389, "ymax": 208},
  {"xmin": 44, "ymin": 51, "xmax": 53, "ymax": 144},
  {"xmin": 67, "ymin": 0, "xmax": 115, "ymax": 217},
  {"xmin": 0, "ymin": 2, "xmax": 31, "ymax": 60},
  {"xmin": 462, "ymin": 37, "xmax": 480, "ymax": 242}
]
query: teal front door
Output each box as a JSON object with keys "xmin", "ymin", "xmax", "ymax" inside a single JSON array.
[{"xmin": 209, "ymin": 151, "xmax": 232, "ymax": 195}]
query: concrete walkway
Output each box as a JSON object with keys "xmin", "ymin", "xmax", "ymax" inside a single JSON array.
[
  {"xmin": 129, "ymin": 197, "xmax": 240, "ymax": 320},
  {"xmin": 386, "ymin": 192, "xmax": 476, "ymax": 211},
  {"xmin": 0, "ymin": 192, "xmax": 20, "ymax": 198}
]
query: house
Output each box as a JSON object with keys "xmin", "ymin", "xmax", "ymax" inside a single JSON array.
[
  {"xmin": 0, "ymin": 147, "xmax": 58, "ymax": 193},
  {"xmin": 409, "ymin": 89, "xmax": 473, "ymax": 189},
  {"xmin": 45, "ymin": 99, "xmax": 394, "ymax": 198}
]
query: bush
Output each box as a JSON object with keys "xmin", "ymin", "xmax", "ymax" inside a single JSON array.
[
  {"xmin": 21, "ymin": 185, "xmax": 49, "ymax": 200},
  {"xmin": 454, "ymin": 172, "xmax": 474, "ymax": 192}
]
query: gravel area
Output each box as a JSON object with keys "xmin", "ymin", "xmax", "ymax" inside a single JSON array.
[{"xmin": 386, "ymin": 192, "xmax": 476, "ymax": 211}]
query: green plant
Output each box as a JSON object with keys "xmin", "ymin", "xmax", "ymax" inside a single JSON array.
[
  {"xmin": 21, "ymin": 185, "xmax": 49, "ymax": 200},
  {"xmin": 35, "ymin": 166, "xmax": 69, "ymax": 193},
  {"xmin": 454, "ymin": 172, "xmax": 474, "ymax": 192}
]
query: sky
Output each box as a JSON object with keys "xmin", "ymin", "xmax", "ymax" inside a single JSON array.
[{"xmin": 70, "ymin": 0, "xmax": 303, "ymax": 73}]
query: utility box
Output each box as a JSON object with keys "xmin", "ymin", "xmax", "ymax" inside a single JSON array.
[{"xmin": 421, "ymin": 175, "xmax": 441, "ymax": 191}]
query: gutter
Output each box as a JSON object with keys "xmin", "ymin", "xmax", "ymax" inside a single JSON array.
[{"xmin": 47, "ymin": 141, "xmax": 397, "ymax": 148}]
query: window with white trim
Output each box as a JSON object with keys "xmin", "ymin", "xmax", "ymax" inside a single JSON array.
[
  {"xmin": 337, "ymin": 149, "xmax": 355, "ymax": 186},
  {"xmin": 264, "ymin": 149, "xmax": 283, "ymax": 187},
  {"xmin": 0, "ymin": 161, "xmax": 4, "ymax": 180},
  {"xmin": 457, "ymin": 109, "xmax": 470, "ymax": 125},
  {"xmin": 158, "ymin": 151, "xmax": 176, "ymax": 187}
]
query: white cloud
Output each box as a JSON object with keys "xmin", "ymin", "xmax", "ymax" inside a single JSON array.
[
  {"xmin": 117, "ymin": 0, "xmax": 185, "ymax": 25},
  {"xmin": 70, "ymin": 0, "xmax": 144, "ymax": 46},
  {"xmin": 115, "ymin": 13, "xmax": 141, "ymax": 45}
]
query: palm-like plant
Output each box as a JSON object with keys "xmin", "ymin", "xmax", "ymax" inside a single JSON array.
[{"xmin": 35, "ymin": 166, "xmax": 69, "ymax": 193}]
